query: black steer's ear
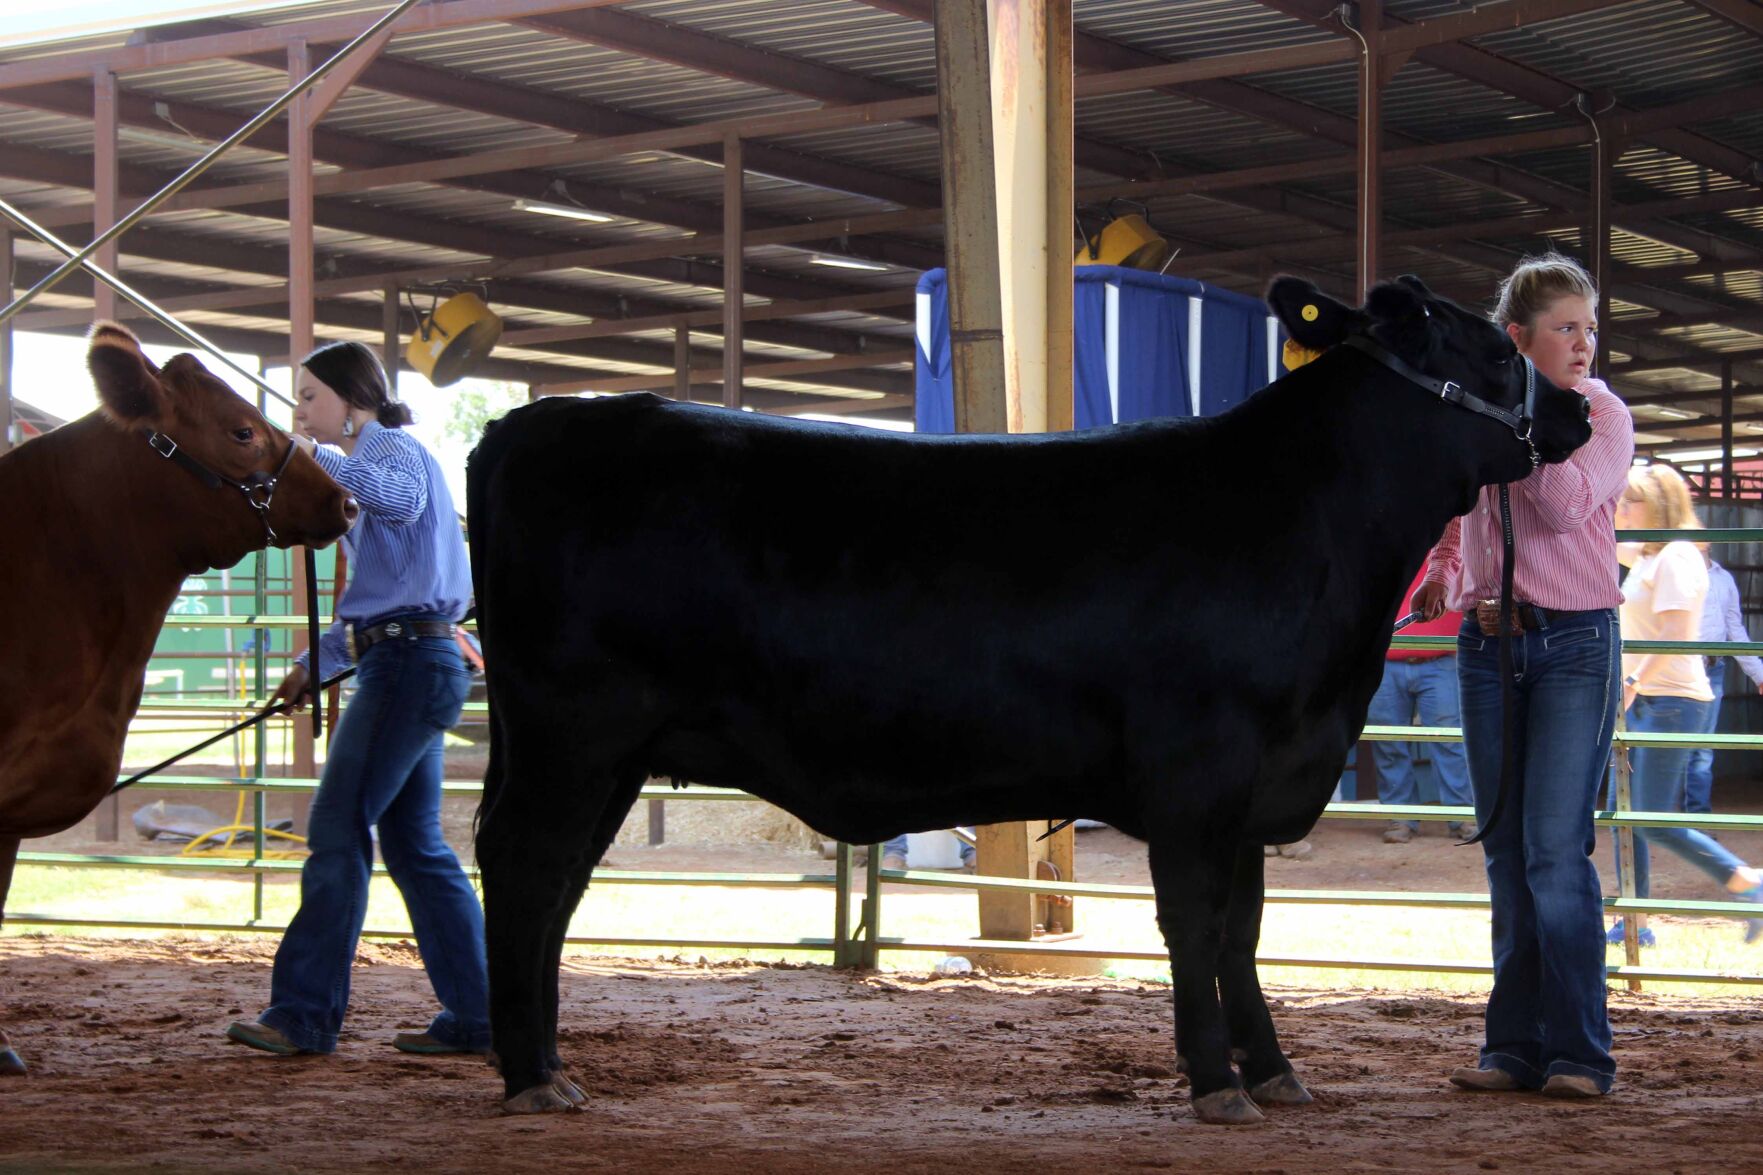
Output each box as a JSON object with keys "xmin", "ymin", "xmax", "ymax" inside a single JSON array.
[
  {"xmin": 1365, "ymin": 278, "xmax": 1434, "ymax": 357},
  {"xmin": 1266, "ymin": 276, "xmax": 1362, "ymax": 350},
  {"xmin": 88, "ymin": 321, "xmax": 170, "ymax": 427},
  {"xmin": 1396, "ymin": 273, "xmax": 1433, "ymax": 297}
]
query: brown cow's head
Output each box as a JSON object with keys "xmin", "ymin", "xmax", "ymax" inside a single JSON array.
[{"xmin": 87, "ymin": 323, "xmax": 357, "ymax": 564}]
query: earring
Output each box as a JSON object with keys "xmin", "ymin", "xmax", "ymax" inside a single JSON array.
[{"xmin": 342, "ymin": 417, "xmax": 355, "ymax": 438}]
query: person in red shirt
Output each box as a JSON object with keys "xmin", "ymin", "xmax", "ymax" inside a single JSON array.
[{"xmin": 1370, "ymin": 568, "xmax": 1473, "ymax": 843}]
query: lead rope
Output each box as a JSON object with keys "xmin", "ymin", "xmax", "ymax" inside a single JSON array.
[
  {"xmin": 306, "ymin": 546, "xmax": 323, "ymax": 743},
  {"xmin": 1461, "ymin": 484, "xmax": 1518, "ymax": 847}
]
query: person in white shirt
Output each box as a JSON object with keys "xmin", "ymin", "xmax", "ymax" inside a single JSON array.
[{"xmin": 1610, "ymin": 464, "xmax": 1763, "ymax": 948}]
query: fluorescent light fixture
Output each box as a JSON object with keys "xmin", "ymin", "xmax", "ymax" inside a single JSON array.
[
  {"xmin": 809, "ymin": 255, "xmax": 890, "ymax": 272},
  {"xmin": 1659, "ymin": 446, "xmax": 1760, "ymax": 463},
  {"xmin": 1654, "ymin": 408, "xmax": 1693, "ymax": 419},
  {"xmin": 512, "ymin": 198, "xmax": 614, "ymax": 224}
]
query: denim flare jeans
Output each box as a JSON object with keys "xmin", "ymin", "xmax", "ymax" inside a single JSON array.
[
  {"xmin": 260, "ymin": 622, "xmax": 489, "ymax": 1053},
  {"xmin": 1616, "ymin": 693, "xmax": 1746, "ymax": 897},
  {"xmin": 1456, "ymin": 608, "xmax": 1618, "ymax": 1093}
]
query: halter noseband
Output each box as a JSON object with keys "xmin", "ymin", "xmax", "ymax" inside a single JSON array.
[
  {"xmin": 144, "ymin": 427, "xmax": 301, "ymax": 544},
  {"xmin": 1341, "ymin": 335, "xmax": 1540, "ymax": 470}
]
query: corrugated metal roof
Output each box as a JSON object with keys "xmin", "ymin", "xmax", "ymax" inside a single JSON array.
[{"xmin": 0, "ymin": 0, "xmax": 1756, "ymax": 407}]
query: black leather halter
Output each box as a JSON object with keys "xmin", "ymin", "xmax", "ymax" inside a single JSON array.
[
  {"xmin": 144, "ymin": 427, "xmax": 300, "ymax": 544},
  {"xmin": 1341, "ymin": 335, "xmax": 1540, "ymax": 470}
]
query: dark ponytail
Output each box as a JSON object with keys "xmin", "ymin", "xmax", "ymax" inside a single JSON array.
[{"xmin": 301, "ymin": 340, "xmax": 413, "ymax": 428}]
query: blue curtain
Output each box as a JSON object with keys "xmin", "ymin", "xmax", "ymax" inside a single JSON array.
[{"xmin": 916, "ymin": 266, "xmax": 1280, "ymax": 434}]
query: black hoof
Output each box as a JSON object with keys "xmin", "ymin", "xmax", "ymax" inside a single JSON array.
[
  {"xmin": 0, "ymin": 1047, "xmax": 26, "ymax": 1077},
  {"xmin": 1248, "ymin": 1071, "xmax": 1312, "ymax": 1106}
]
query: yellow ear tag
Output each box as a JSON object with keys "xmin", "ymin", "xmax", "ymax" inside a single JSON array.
[{"xmin": 1301, "ymin": 304, "xmax": 1319, "ymax": 322}]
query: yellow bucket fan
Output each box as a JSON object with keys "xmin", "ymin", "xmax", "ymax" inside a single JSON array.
[
  {"xmin": 1074, "ymin": 212, "xmax": 1171, "ymax": 271},
  {"xmin": 406, "ymin": 290, "xmax": 502, "ymax": 387}
]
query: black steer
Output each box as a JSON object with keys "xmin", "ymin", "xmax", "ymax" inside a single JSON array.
[{"xmin": 466, "ymin": 275, "xmax": 1593, "ymax": 1123}]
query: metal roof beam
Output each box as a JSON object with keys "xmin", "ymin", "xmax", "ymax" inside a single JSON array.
[{"xmin": 1, "ymin": 80, "xmax": 944, "ymax": 275}]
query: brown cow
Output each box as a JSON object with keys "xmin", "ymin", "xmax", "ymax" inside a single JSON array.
[{"xmin": 0, "ymin": 323, "xmax": 358, "ymax": 1075}]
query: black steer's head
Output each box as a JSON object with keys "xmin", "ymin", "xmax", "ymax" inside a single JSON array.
[{"xmin": 1267, "ymin": 274, "xmax": 1594, "ymax": 482}]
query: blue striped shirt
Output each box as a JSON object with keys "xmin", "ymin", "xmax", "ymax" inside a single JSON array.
[{"xmin": 296, "ymin": 421, "xmax": 471, "ymax": 679}]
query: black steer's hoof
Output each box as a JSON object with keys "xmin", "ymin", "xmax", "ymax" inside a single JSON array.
[
  {"xmin": 552, "ymin": 1072, "xmax": 588, "ymax": 1106},
  {"xmin": 504, "ymin": 1084, "xmax": 580, "ymax": 1114},
  {"xmin": 0, "ymin": 1047, "xmax": 26, "ymax": 1077},
  {"xmin": 1248, "ymin": 1071, "xmax": 1313, "ymax": 1107},
  {"xmin": 1192, "ymin": 1088, "xmax": 1265, "ymax": 1125}
]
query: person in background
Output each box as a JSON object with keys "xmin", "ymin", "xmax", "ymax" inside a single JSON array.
[
  {"xmin": 1373, "ymin": 567, "xmax": 1475, "ymax": 844},
  {"xmin": 1414, "ymin": 252, "xmax": 1630, "ymax": 1099},
  {"xmin": 881, "ymin": 828, "xmax": 976, "ymax": 873},
  {"xmin": 225, "ymin": 341, "xmax": 487, "ymax": 1058},
  {"xmin": 1608, "ymin": 464, "xmax": 1763, "ymax": 948},
  {"xmin": 1684, "ymin": 556, "xmax": 1763, "ymax": 817}
]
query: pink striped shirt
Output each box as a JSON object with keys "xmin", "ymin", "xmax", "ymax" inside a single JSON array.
[{"xmin": 1426, "ymin": 379, "xmax": 1634, "ymax": 612}]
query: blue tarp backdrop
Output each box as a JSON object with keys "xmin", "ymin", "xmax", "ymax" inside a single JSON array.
[{"xmin": 914, "ymin": 265, "xmax": 1284, "ymax": 433}]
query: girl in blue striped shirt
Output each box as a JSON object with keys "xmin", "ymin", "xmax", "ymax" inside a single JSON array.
[{"xmin": 227, "ymin": 342, "xmax": 489, "ymax": 1058}]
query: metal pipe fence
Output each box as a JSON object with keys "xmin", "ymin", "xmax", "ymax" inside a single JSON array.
[{"xmin": 13, "ymin": 533, "xmax": 1763, "ymax": 988}]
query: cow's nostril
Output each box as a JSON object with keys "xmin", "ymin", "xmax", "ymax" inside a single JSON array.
[
  {"xmin": 342, "ymin": 496, "xmax": 360, "ymax": 522},
  {"xmin": 1579, "ymin": 398, "xmax": 1591, "ymax": 421}
]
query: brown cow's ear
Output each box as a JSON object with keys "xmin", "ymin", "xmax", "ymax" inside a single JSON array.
[
  {"xmin": 1265, "ymin": 276, "xmax": 1363, "ymax": 351},
  {"xmin": 88, "ymin": 322, "xmax": 169, "ymax": 426}
]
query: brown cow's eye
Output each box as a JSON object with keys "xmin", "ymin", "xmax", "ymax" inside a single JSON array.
[{"xmin": 232, "ymin": 427, "xmax": 255, "ymax": 443}]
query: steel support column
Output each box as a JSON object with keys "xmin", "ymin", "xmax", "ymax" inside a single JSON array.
[
  {"xmin": 673, "ymin": 323, "xmax": 690, "ymax": 401},
  {"xmin": 0, "ymin": 228, "xmax": 11, "ymax": 453},
  {"xmin": 1588, "ymin": 114, "xmax": 1616, "ymax": 379},
  {"xmin": 1355, "ymin": 0, "xmax": 1384, "ymax": 301},
  {"xmin": 1723, "ymin": 359, "xmax": 1735, "ymax": 500},
  {"xmin": 382, "ymin": 283, "xmax": 400, "ymax": 388},
  {"xmin": 93, "ymin": 70, "xmax": 119, "ymax": 323},
  {"xmin": 935, "ymin": 0, "xmax": 1008, "ymax": 435},
  {"xmin": 288, "ymin": 40, "xmax": 317, "ymax": 782},
  {"xmin": 721, "ymin": 133, "xmax": 743, "ymax": 410}
]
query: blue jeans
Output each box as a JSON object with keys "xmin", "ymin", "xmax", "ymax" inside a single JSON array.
[
  {"xmin": 1682, "ymin": 675, "xmax": 1723, "ymax": 816},
  {"xmin": 1369, "ymin": 655, "xmax": 1473, "ymax": 829},
  {"xmin": 882, "ymin": 832, "xmax": 976, "ymax": 866},
  {"xmin": 1614, "ymin": 693, "xmax": 1744, "ymax": 898},
  {"xmin": 1457, "ymin": 609, "xmax": 1617, "ymax": 1093},
  {"xmin": 261, "ymin": 622, "xmax": 487, "ymax": 1053}
]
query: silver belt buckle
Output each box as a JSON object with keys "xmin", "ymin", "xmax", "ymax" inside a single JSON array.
[
  {"xmin": 345, "ymin": 623, "xmax": 358, "ymax": 662},
  {"xmin": 385, "ymin": 622, "xmax": 403, "ymax": 639}
]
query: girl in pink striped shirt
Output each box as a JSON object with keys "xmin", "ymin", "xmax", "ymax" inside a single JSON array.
[{"xmin": 1414, "ymin": 253, "xmax": 1631, "ymax": 1099}]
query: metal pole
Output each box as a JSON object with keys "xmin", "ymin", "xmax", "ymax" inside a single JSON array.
[
  {"xmin": 0, "ymin": 227, "xmax": 12, "ymax": 453},
  {"xmin": 289, "ymin": 39, "xmax": 318, "ymax": 787},
  {"xmin": 0, "ymin": 197, "xmax": 289, "ymax": 405},
  {"xmin": 1723, "ymin": 359, "xmax": 1735, "ymax": 501},
  {"xmin": 721, "ymin": 133, "xmax": 743, "ymax": 410},
  {"xmin": 1354, "ymin": 0, "xmax": 1383, "ymax": 302},
  {"xmin": 673, "ymin": 323, "xmax": 690, "ymax": 401},
  {"xmin": 382, "ymin": 283, "xmax": 401, "ymax": 380},
  {"xmin": 0, "ymin": 0, "xmax": 424, "ymax": 326},
  {"xmin": 92, "ymin": 69, "xmax": 120, "ymax": 323}
]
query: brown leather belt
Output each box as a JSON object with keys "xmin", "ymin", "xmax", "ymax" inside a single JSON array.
[
  {"xmin": 347, "ymin": 618, "xmax": 456, "ymax": 660},
  {"xmin": 1474, "ymin": 599, "xmax": 1545, "ymax": 637}
]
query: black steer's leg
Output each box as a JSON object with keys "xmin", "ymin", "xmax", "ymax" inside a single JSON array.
[
  {"xmin": 0, "ymin": 834, "xmax": 24, "ymax": 1075},
  {"xmin": 479, "ymin": 723, "xmax": 622, "ymax": 1113},
  {"xmin": 1149, "ymin": 835, "xmax": 1262, "ymax": 1125},
  {"xmin": 1219, "ymin": 841, "xmax": 1310, "ymax": 1107},
  {"xmin": 540, "ymin": 771, "xmax": 644, "ymax": 1107}
]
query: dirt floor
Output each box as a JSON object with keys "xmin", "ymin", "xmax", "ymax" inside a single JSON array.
[
  {"xmin": 4, "ymin": 935, "xmax": 1763, "ymax": 1174},
  {"xmin": 11, "ymin": 749, "xmax": 1763, "ymax": 1171}
]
